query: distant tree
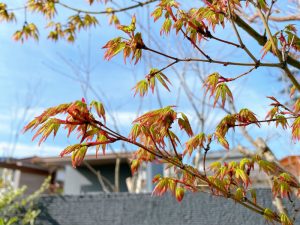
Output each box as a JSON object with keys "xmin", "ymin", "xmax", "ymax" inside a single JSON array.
[
  {"xmin": 1, "ymin": 0, "xmax": 300, "ymax": 224},
  {"xmin": 0, "ymin": 176, "xmax": 50, "ymax": 225}
]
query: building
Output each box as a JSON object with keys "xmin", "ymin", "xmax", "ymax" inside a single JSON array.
[
  {"xmin": 2, "ymin": 151, "xmax": 299, "ymax": 195},
  {"xmin": 0, "ymin": 158, "xmax": 51, "ymax": 194},
  {"xmin": 22, "ymin": 153, "xmax": 133, "ymax": 194},
  {"xmin": 279, "ymin": 155, "xmax": 300, "ymax": 180}
]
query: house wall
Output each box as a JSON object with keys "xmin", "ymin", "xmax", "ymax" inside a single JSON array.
[
  {"xmin": 64, "ymin": 163, "xmax": 131, "ymax": 194},
  {"xmin": 19, "ymin": 172, "xmax": 48, "ymax": 194}
]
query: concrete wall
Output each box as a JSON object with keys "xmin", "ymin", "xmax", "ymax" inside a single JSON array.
[{"xmin": 36, "ymin": 190, "xmax": 300, "ymax": 225}]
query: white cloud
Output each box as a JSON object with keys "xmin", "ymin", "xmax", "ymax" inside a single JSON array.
[{"xmin": 0, "ymin": 141, "xmax": 64, "ymax": 158}]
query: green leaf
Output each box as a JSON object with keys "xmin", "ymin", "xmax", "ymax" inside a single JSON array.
[
  {"xmin": 90, "ymin": 101, "xmax": 106, "ymax": 122},
  {"xmin": 178, "ymin": 113, "xmax": 193, "ymax": 137},
  {"xmin": 133, "ymin": 79, "xmax": 149, "ymax": 96}
]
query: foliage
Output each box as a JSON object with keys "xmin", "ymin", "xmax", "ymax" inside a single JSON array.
[
  {"xmin": 1, "ymin": 0, "xmax": 300, "ymax": 224},
  {"xmin": 0, "ymin": 176, "xmax": 50, "ymax": 225}
]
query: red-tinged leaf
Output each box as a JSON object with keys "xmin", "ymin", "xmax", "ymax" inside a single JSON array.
[
  {"xmin": 71, "ymin": 145, "xmax": 88, "ymax": 168},
  {"xmin": 173, "ymin": 19, "xmax": 183, "ymax": 34},
  {"xmin": 238, "ymin": 108, "xmax": 260, "ymax": 126},
  {"xmin": 239, "ymin": 158, "xmax": 251, "ymax": 170},
  {"xmin": 292, "ymin": 117, "xmax": 300, "ymax": 141},
  {"xmin": 175, "ymin": 187, "xmax": 185, "ymax": 202},
  {"xmin": 23, "ymin": 118, "xmax": 39, "ymax": 133},
  {"xmin": 152, "ymin": 179, "xmax": 168, "ymax": 196},
  {"xmin": 32, "ymin": 119, "xmax": 61, "ymax": 145},
  {"xmin": 129, "ymin": 124, "xmax": 141, "ymax": 141},
  {"xmin": 265, "ymin": 106, "xmax": 278, "ymax": 120},
  {"xmin": 152, "ymin": 174, "xmax": 161, "ymax": 183},
  {"xmin": 204, "ymin": 72, "xmax": 220, "ymax": 96},
  {"xmin": 160, "ymin": 18, "xmax": 172, "ymax": 35},
  {"xmin": 168, "ymin": 179, "xmax": 177, "ymax": 195},
  {"xmin": 257, "ymin": 0, "xmax": 268, "ymax": 12},
  {"xmin": 280, "ymin": 213, "xmax": 293, "ymax": 225},
  {"xmin": 130, "ymin": 159, "xmax": 140, "ymax": 174},
  {"xmin": 290, "ymin": 86, "xmax": 296, "ymax": 98},
  {"xmin": 133, "ymin": 106, "xmax": 177, "ymax": 131},
  {"xmin": 294, "ymin": 98, "xmax": 300, "ymax": 114},
  {"xmin": 95, "ymin": 134, "xmax": 109, "ymax": 157},
  {"xmin": 133, "ymin": 79, "xmax": 149, "ymax": 97},
  {"xmin": 208, "ymin": 161, "xmax": 221, "ymax": 172},
  {"xmin": 235, "ymin": 168, "xmax": 250, "ymax": 187},
  {"xmin": 151, "ymin": 7, "xmax": 163, "ymax": 22},
  {"xmin": 250, "ymin": 189, "xmax": 257, "ymax": 204},
  {"xmin": 184, "ymin": 133, "xmax": 206, "ymax": 156},
  {"xmin": 261, "ymin": 37, "xmax": 277, "ymax": 59},
  {"xmin": 215, "ymin": 114, "xmax": 236, "ymax": 139},
  {"xmin": 275, "ymin": 115, "xmax": 288, "ymax": 129},
  {"xmin": 217, "ymin": 136, "xmax": 229, "ymax": 150},
  {"xmin": 90, "ymin": 100, "xmax": 106, "ymax": 123},
  {"xmin": 214, "ymin": 83, "xmax": 233, "ymax": 108},
  {"xmin": 155, "ymin": 71, "xmax": 171, "ymax": 91},
  {"xmin": 257, "ymin": 160, "xmax": 276, "ymax": 175},
  {"xmin": 66, "ymin": 124, "xmax": 77, "ymax": 137},
  {"xmin": 178, "ymin": 113, "xmax": 193, "ymax": 137},
  {"xmin": 60, "ymin": 144, "xmax": 81, "ymax": 157},
  {"xmin": 264, "ymin": 208, "xmax": 276, "ymax": 222},
  {"xmin": 168, "ymin": 130, "xmax": 181, "ymax": 147},
  {"xmin": 103, "ymin": 37, "xmax": 125, "ymax": 60},
  {"xmin": 117, "ymin": 15, "xmax": 136, "ymax": 34},
  {"xmin": 234, "ymin": 187, "xmax": 244, "ymax": 201}
]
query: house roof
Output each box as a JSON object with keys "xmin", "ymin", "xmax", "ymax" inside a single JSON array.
[
  {"xmin": 20, "ymin": 152, "xmax": 133, "ymax": 168},
  {"xmin": 205, "ymin": 149, "xmax": 245, "ymax": 160},
  {"xmin": 0, "ymin": 160, "xmax": 50, "ymax": 175},
  {"xmin": 279, "ymin": 155, "xmax": 300, "ymax": 177}
]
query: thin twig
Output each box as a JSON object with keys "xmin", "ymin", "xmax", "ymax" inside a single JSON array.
[
  {"xmin": 167, "ymin": 129, "xmax": 180, "ymax": 159},
  {"xmin": 227, "ymin": 1, "xmax": 258, "ymax": 63},
  {"xmin": 58, "ymin": 0, "xmax": 158, "ymax": 15},
  {"xmin": 144, "ymin": 45, "xmax": 281, "ymax": 68}
]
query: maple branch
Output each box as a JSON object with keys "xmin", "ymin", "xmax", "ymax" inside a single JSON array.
[
  {"xmin": 245, "ymin": 14, "xmax": 300, "ymax": 23},
  {"xmin": 232, "ymin": 116, "xmax": 298, "ymax": 127},
  {"xmin": 254, "ymin": 3, "xmax": 300, "ymax": 91},
  {"xmin": 226, "ymin": 67, "xmax": 257, "ymax": 82},
  {"xmin": 57, "ymin": 0, "xmax": 158, "ymax": 15},
  {"xmin": 210, "ymin": 34, "xmax": 240, "ymax": 48},
  {"xmin": 167, "ymin": 129, "xmax": 180, "ymax": 159},
  {"xmin": 203, "ymin": 143, "xmax": 211, "ymax": 176},
  {"xmin": 265, "ymin": 0, "xmax": 277, "ymax": 22},
  {"xmin": 167, "ymin": 6, "xmax": 212, "ymax": 60},
  {"xmin": 148, "ymin": 60, "xmax": 179, "ymax": 78},
  {"xmin": 180, "ymin": 29, "xmax": 212, "ymax": 60},
  {"xmin": 85, "ymin": 118, "xmax": 281, "ymax": 222},
  {"xmin": 227, "ymin": 1, "xmax": 258, "ymax": 63},
  {"xmin": 233, "ymin": 14, "xmax": 300, "ymax": 70},
  {"xmin": 143, "ymin": 46, "xmax": 282, "ymax": 68},
  {"xmin": 149, "ymin": 131, "xmax": 171, "ymax": 157}
]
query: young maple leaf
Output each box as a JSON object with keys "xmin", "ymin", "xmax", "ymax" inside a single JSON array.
[
  {"xmin": 178, "ymin": 113, "xmax": 193, "ymax": 137},
  {"xmin": 175, "ymin": 187, "xmax": 185, "ymax": 202},
  {"xmin": 184, "ymin": 133, "xmax": 206, "ymax": 156},
  {"xmin": 237, "ymin": 108, "xmax": 260, "ymax": 126},
  {"xmin": 292, "ymin": 117, "xmax": 300, "ymax": 141},
  {"xmin": 71, "ymin": 145, "xmax": 88, "ymax": 168}
]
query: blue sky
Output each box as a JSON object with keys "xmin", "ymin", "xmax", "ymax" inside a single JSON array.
[{"xmin": 0, "ymin": 0, "xmax": 299, "ymax": 159}]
